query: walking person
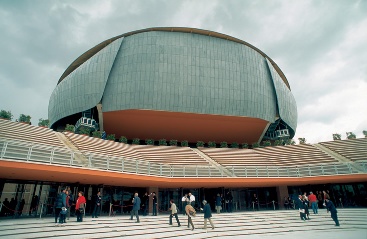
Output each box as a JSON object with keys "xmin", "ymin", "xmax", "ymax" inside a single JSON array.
[
  {"xmin": 169, "ymin": 199, "xmax": 181, "ymax": 227},
  {"xmin": 215, "ymin": 194, "xmax": 222, "ymax": 213},
  {"xmin": 92, "ymin": 191, "xmax": 102, "ymax": 218},
  {"xmin": 54, "ymin": 187, "xmax": 67, "ymax": 226},
  {"xmin": 202, "ymin": 200, "xmax": 215, "ymax": 231},
  {"xmin": 130, "ymin": 192, "xmax": 140, "ymax": 223},
  {"xmin": 309, "ymin": 191, "xmax": 318, "ymax": 214},
  {"xmin": 296, "ymin": 195, "xmax": 307, "ymax": 221},
  {"xmin": 325, "ymin": 198, "xmax": 340, "ymax": 226},
  {"xmin": 185, "ymin": 204, "xmax": 196, "ymax": 230},
  {"xmin": 75, "ymin": 191, "xmax": 86, "ymax": 222},
  {"xmin": 302, "ymin": 195, "xmax": 310, "ymax": 220}
]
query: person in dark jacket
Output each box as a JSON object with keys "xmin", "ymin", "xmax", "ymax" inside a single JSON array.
[
  {"xmin": 142, "ymin": 192, "xmax": 149, "ymax": 216},
  {"xmin": 215, "ymin": 194, "xmax": 222, "ymax": 213},
  {"xmin": 296, "ymin": 195, "xmax": 307, "ymax": 221},
  {"xmin": 130, "ymin": 192, "xmax": 141, "ymax": 223},
  {"xmin": 202, "ymin": 200, "xmax": 215, "ymax": 231},
  {"xmin": 151, "ymin": 192, "xmax": 157, "ymax": 216},
  {"xmin": 92, "ymin": 191, "xmax": 102, "ymax": 218},
  {"xmin": 54, "ymin": 187, "xmax": 67, "ymax": 225},
  {"xmin": 325, "ymin": 198, "xmax": 340, "ymax": 226}
]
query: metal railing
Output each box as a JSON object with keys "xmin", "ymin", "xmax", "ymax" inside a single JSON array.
[{"xmin": 1, "ymin": 138, "xmax": 366, "ymax": 178}]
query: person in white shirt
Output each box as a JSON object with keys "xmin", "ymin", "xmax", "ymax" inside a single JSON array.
[
  {"xmin": 181, "ymin": 194, "xmax": 188, "ymax": 215},
  {"xmin": 188, "ymin": 192, "xmax": 195, "ymax": 207}
]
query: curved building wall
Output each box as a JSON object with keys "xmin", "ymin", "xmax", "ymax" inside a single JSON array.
[
  {"xmin": 103, "ymin": 31, "xmax": 277, "ymax": 121},
  {"xmin": 48, "ymin": 38, "xmax": 123, "ymax": 126}
]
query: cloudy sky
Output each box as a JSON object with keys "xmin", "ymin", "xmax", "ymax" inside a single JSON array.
[{"xmin": 0, "ymin": 0, "xmax": 366, "ymax": 144}]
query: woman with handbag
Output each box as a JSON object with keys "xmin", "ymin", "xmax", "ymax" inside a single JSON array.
[{"xmin": 75, "ymin": 191, "xmax": 86, "ymax": 222}]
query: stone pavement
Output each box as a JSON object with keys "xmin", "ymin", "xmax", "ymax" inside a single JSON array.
[{"xmin": 0, "ymin": 208, "xmax": 366, "ymax": 239}]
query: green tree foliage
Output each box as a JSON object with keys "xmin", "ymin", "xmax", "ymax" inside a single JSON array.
[
  {"xmin": 363, "ymin": 130, "xmax": 367, "ymax": 138},
  {"xmin": 132, "ymin": 138, "xmax": 140, "ymax": 145},
  {"xmin": 106, "ymin": 134, "xmax": 115, "ymax": 141},
  {"xmin": 274, "ymin": 139, "xmax": 282, "ymax": 146},
  {"xmin": 262, "ymin": 140, "xmax": 271, "ymax": 147},
  {"xmin": 65, "ymin": 124, "xmax": 75, "ymax": 132},
  {"xmin": 196, "ymin": 141, "xmax": 205, "ymax": 147},
  {"xmin": 169, "ymin": 140, "xmax": 178, "ymax": 146},
  {"xmin": 0, "ymin": 110, "xmax": 13, "ymax": 120},
  {"xmin": 38, "ymin": 118, "xmax": 49, "ymax": 127},
  {"xmin": 19, "ymin": 114, "xmax": 31, "ymax": 123},
  {"xmin": 346, "ymin": 132, "xmax": 356, "ymax": 139},
  {"xmin": 284, "ymin": 139, "xmax": 295, "ymax": 145},
  {"xmin": 252, "ymin": 142, "xmax": 260, "ymax": 148},
  {"xmin": 220, "ymin": 141, "xmax": 228, "ymax": 148},
  {"xmin": 145, "ymin": 139, "xmax": 154, "ymax": 145},
  {"xmin": 92, "ymin": 131, "xmax": 102, "ymax": 138},
  {"xmin": 159, "ymin": 139, "xmax": 167, "ymax": 146},
  {"xmin": 298, "ymin": 138, "xmax": 306, "ymax": 144},
  {"xmin": 230, "ymin": 142, "xmax": 239, "ymax": 148},
  {"xmin": 208, "ymin": 141, "xmax": 216, "ymax": 148},
  {"xmin": 332, "ymin": 133, "xmax": 341, "ymax": 140},
  {"xmin": 79, "ymin": 127, "xmax": 91, "ymax": 136},
  {"xmin": 181, "ymin": 140, "xmax": 188, "ymax": 147},
  {"xmin": 119, "ymin": 136, "xmax": 128, "ymax": 143},
  {"xmin": 241, "ymin": 143, "xmax": 248, "ymax": 149}
]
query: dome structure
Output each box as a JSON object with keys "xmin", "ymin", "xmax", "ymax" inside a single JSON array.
[{"xmin": 49, "ymin": 27, "xmax": 297, "ymax": 144}]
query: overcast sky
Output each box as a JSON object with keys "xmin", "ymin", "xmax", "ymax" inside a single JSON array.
[{"xmin": 0, "ymin": 0, "xmax": 366, "ymax": 144}]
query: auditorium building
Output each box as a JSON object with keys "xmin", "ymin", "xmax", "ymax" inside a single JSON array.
[{"xmin": 0, "ymin": 28, "xmax": 366, "ymax": 218}]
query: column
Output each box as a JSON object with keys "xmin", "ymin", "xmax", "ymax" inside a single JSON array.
[{"xmin": 276, "ymin": 185, "xmax": 288, "ymax": 209}]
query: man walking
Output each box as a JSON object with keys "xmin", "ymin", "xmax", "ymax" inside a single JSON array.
[
  {"xmin": 130, "ymin": 192, "xmax": 141, "ymax": 223},
  {"xmin": 169, "ymin": 199, "xmax": 181, "ymax": 227},
  {"xmin": 202, "ymin": 200, "xmax": 215, "ymax": 231}
]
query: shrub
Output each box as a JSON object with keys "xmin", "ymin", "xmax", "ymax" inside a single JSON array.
[
  {"xmin": 274, "ymin": 139, "xmax": 282, "ymax": 146},
  {"xmin": 132, "ymin": 138, "xmax": 140, "ymax": 145},
  {"xmin": 169, "ymin": 140, "xmax": 178, "ymax": 146},
  {"xmin": 332, "ymin": 133, "xmax": 341, "ymax": 140},
  {"xmin": 284, "ymin": 139, "xmax": 295, "ymax": 145},
  {"xmin": 220, "ymin": 141, "xmax": 228, "ymax": 148},
  {"xmin": 38, "ymin": 118, "xmax": 49, "ymax": 127},
  {"xmin": 65, "ymin": 124, "xmax": 75, "ymax": 132},
  {"xmin": 196, "ymin": 141, "xmax": 205, "ymax": 147},
  {"xmin": 346, "ymin": 132, "xmax": 356, "ymax": 139},
  {"xmin": 230, "ymin": 142, "xmax": 239, "ymax": 148},
  {"xmin": 119, "ymin": 136, "xmax": 128, "ymax": 143},
  {"xmin": 106, "ymin": 134, "xmax": 115, "ymax": 141},
  {"xmin": 262, "ymin": 140, "xmax": 271, "ymax": 147},
  {"xmin": 181, "ymin": 140, "xmax": 188, "ymax": 147},
  {"xmin": 19, "ymin": 114, "xmax": 31, "ymax": 123},
  {"xmin": 363, "ymin": 130, "xmax": 367, "ymax": 138},
  {"xmin": 208, "ymin": 141, "xmax": 216, "ymax": 148},
  {"xmin": 252, "ymin": 142, "xmax": 260, "ymax": 148},
  {"xmin": 145, "ymin": 138, "xmax": 154, "ymax": 145},
  {"xmin": 0, "ymin": 110, "xmax": 13, "ymax": 120},
  {"xmin": 92, "ymin": 131, "xmax": 102, "ymax": 138},
  {"xmin": 159, "ymin": 139, "xmax": 167, "ymax": 146},
  {"xmin": 79, "ymin": 127, "xmax": 91, "ymax": 136},
  {"xmin": 241, "ymin": 143, "xmax": 248, "ymax": 149},
  {"xmin": 298, "ymin": 138, "xmax": 306, "ymax": 144}
]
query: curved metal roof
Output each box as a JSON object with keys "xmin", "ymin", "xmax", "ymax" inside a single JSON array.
[{"xmin": 57, "ymin": 27, "xmax": 290, "ymax": 89}]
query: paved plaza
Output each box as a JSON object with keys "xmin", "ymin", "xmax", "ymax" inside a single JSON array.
[{"xmin": 0, "ymin": 208, "xmax": 366, "ymax": 239}]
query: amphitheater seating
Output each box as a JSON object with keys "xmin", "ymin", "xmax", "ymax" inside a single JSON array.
[
  {"xmin": 0, "ymin": 119, "xmax": 65, "ymax": 148},
  {"xmin": 252, "ymin": 144, "xmax": 339, "ymax": 166},
  {"xmin": 319, "ymin": 138, "xmax": 367, "ymax": 162},
  {"xmin": 199, "ymin": 147, "xmax": 274, "ymax": 167},
  {"xmin": 64, "ymin": 132, "xmax": 209, "ymax": 165}
]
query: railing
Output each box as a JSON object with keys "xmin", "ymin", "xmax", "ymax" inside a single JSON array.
[{"xmin": 0, "ymin": 138, "xmax": 366, "ymax": 178}]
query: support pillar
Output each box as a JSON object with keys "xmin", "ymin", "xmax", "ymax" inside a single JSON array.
[
  {"xmin": 96, "ymin": 103, "xmax": 104, "ymax": 132},
  {"xmin": 276, "ymin": 185, "xmax": 289, "ymax": 209}
]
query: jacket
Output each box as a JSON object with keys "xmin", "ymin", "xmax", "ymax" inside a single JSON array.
[
  {"xmin": 55, "ymin": 192, "xmax": 66, "ymax": 209},
  {"xmin": 132, "ymin": 196, "xmax": 141, "ymax": 211},
  {"xmin": 326, "ymin": 200, "xmax": 337, "ymax": 214},
  {"xmin": 203, "ymin": 204, "xmax": 212, "ymax": 218},
  {"xmin": 76, "ymin": 196, "xmax": 86, "ymax": 210},
  {"xmin": 185, "ymin": 204, "xmax": 196, "ymax": 217},
  {"xmin": 170, "ymin": 203, "xmax": 177, "ymax": 214}
]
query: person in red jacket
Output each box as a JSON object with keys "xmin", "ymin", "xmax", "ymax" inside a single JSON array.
[
  {"xmin": 75, "ymin": 191, "xmax": 86, "ymax": 222},
  {"xmin": 309, "ymin": 191, "xmax": 318, "ymax": 214}
]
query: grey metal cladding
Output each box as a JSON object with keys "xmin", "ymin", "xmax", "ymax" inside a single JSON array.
[
  {"xmin": 48, "ymin": 38, "xmax": 123, "ymax": 126},
  {"xmin": 102, "ymin": 31, "xmax": 277, "ymax": 122},
  {"xmin": 266, "ymin": 59, "xmax": 297, "ymax": 131}
]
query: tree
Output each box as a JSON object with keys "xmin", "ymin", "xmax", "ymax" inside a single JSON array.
[
  {"xmin": 332, "ymin": 133, "xmax": 341, "ymax": 140},
  {"xmin": 169, "ymin": 140, "xmax": 178, "ymax": 146},
  {"xmin": 196, "ymin": 141, "xmax": 205, "ymax": 147},
  {"xmin": 159, "ymin": 139, "xmax": 167, "ymax": 146},
  {"xmin": 230, "ymin": 142, "xmax": 239, "ymax": 148},
  {"xmin": 262, "ymin": 140, "xmax": 271, "ymax": 147},
  {"xmin": 220, "ymin": 141, "xmax": 228, "ymax": 148},
  {"xmin": 119, "ymin": 136, "xmax": 128, "ymax": 143},
  {"xmin": 241, "ymin": 143, "xmax": 248, "ymax": 149},
  {"xmin": 274, "ymin": 139, "xmax": 283, "ymax": 146},
  {"xmin": 298, "ymin": 138, "xmax": 306, "ymax": 144},
  {"xmin": 346, "ymin": 132, "xmax": 356, "ymax": 139},
  {"xmin": 38, "ymin": 118, "xmax": 50, "ymax": 127},
  {"xmin": 181, "ymin": 140, "xmax": 188, "ymax": 147},
  {"xmin": 252, "ymin": 142, "xmax": 260, "ymax": 148},
  {"xmin": 208, "ymin": 141, "xmax": 216, "ymax": 148},
  {"xmin": 284, "ymin": 139, "xmax": 295, "ymax": 145},
  {"xmin": 19, "ymin": 114, "xmax": 31, "ymax": 123},
  {"xmin": 132, "ymin": 138, "xmax": 140, "ymax": 145},
  {"xmin": 106, "ymin": 134, "xmax": 115, "ymax": 141},
  {"xmin": 92, "ymin": 131, "xmax": 102, "ymax": 138},
  {"xmin": 145, "ymin": 139, "xmax": 154, "ymax": 145},
  {"xmin": 64, "ymin": 124, "xmax": 75, "ymax": 132},
  {"xmin": 0, "ymin": 110, "xmax": 13, "ymax": 120},
  {"xmin": 79, "ymin": 127, "xmax": 91, "ymax": 136}
]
